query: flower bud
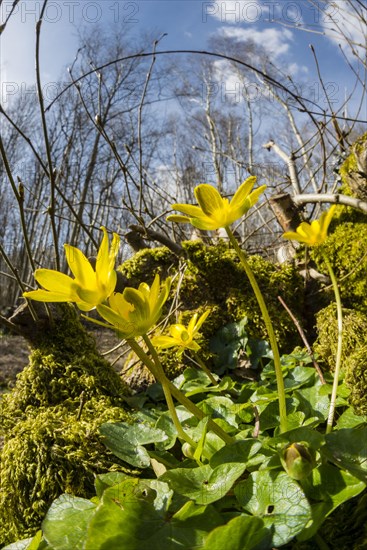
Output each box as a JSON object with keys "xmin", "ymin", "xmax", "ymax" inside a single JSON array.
[
  {"xmin": 182, "ymin": 442, "xmax": 196, "ymax": 459},
  {"xmin": 281, "ymin": 442, "xmax": 316, "ymax": 480}
]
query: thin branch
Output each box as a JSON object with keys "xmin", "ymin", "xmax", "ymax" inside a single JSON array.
[
  {"xmin": 35, "ymin": 0, "xmax": 60, "ymax": 269},
  {"xmin": 293, "ymin": 193, "xmax": 367, "ymax": 214},
  {"xmin": 278, "ymin": 295, "xmax": 325, "ymax": 384}
]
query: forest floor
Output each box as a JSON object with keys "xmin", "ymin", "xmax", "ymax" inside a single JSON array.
[{"xmin": 0, "ymin": 330, "xmax": 132, "ymax": 392}]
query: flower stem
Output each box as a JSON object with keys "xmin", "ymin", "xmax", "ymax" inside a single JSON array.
[
  {"xmin": 193, "ymin": 354, "xmax": 217, "ymax": 385},
  {"xmin": 324, "ymin": 256, "xmax": 343, "ymax": 434},
  {"xmin": 142, "ymin": 335, "xmax": 196, "ymax": 447},
  {"xmin": 225, "ymin": 226, "xmax": 288, "ymax": 433},
  {"xmin": 127, "ymin": 337, "xmax": 235, "ymax": 445}
]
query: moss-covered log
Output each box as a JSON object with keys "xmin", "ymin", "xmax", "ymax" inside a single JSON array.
[{"xmin": 0, "ymin": 305, "xmax": 132, "ymax": 546}]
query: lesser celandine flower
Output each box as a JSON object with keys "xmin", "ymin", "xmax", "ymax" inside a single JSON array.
[
  {"xmin": 153, "ymin": 311, "xmax": 210, "ymax": 352},
  {"xmin": 169, "ymin": 178, "xmax": 288, "ymax": 432},
  {"xmin": 23, "ymin": 227, "xmax": 119, "ymax": 311},
  {"xmin": 167, "ymin": 176, "xmax": 266, "ymax": 230},
  {"xmin": 96, "ymin": 274, "xmax": 171, "ymax": 339},
  {"xmin": 283, "ymin": 205, "xmax": 341, "ymax": 434},
  {"xmin": 283, "ymin": 205, "xmax": 337, "ymax": 246}
]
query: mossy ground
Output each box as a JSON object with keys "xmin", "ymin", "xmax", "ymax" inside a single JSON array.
[{"xmin": 0, "ymin": 305, "xmax": 133, "ymax": 546}]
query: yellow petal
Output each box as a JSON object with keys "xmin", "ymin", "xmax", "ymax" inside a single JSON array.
[
  {"xmin": 166, "ymin": 214, "xmax": 192, "ymax": 224},
  {"xmin": 64, "ymin": 244, "xmax": 96, "ymax": 287},
  {"xmin": 108, "ymin": 293, "xmax": 134, "ymax": 321},
  {"xmin": 319, "ymin": 205, "xmax": 337, "ymax": 238},
  {"xmin": 34, "ymin": 268, "xmax": 78, "ymax": 295},
  {"xmin": 97, "ymin": 304, "xmax": 137, "ymax": 338},
  {"xmin": 76, "ymin": 287, "xmax": 102, "ymax": 305},
  {"xmin": 109, "ymin": 232, "xmax": 120, "ymax": 269},
  {"xmin": 171, "ymin": 204, "xmax": 205, "ymax": 218},
  {"xmin": 148, "ymin": 274, "xmax": 160, "ymax": 310},
  {"xmin": 124, "ymin": 287, "xmax": 147, "ymax": 315},
  {"xmin": 96, "ymin": 227, "xmax": 110, "ymax": 283},
  {"xmin": 193, "ymin": 310, "xmax": 210, "ymax": 333},
  {"xmin": 153, "ymin": 336, "xmax": 178, "ymax": 349},
  {"xmin": 23, "ymin": 289, "xmax": 75, "ymax": 303},
  {"xmin": 194, "ymin": 184, "xmax": 223, "ymax": 216},
  {"xmin": 187, "ymin": 313, "xmax": 199, "ymax": 334},
  {"xmin": 246, "ymin": 185, "xmax": 267, "ymax": 208},
  {"xmin": 282, "ymin": 231, "xmax": 309, "ymax": 244},
  {"xmin": 230, "ymin": 176, "xmax": 257, "ymax": 209},
  {"xmin": 190, "ymin": 216, "xmax": 222, "ymax": 231},
  {"xmin": 170, "ymin": 324, "xmax": 187, "ymax": 340}
]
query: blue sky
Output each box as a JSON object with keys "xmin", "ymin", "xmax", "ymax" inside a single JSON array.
[{"xmin": 1, "ymin": 0, "xmax": 366, "ymax": 118}]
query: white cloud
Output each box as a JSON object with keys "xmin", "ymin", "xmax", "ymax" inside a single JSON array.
[
  {"xmin": 216, "ymin": 26, "xmax": 293, "ymax": 57},
  {"xmin": 205, "ymin": 1, "xmax": 263, "ymax": 24},
  {"xmin": 204, "ymin": 1, "xmax": 304, "ymax": 26}
]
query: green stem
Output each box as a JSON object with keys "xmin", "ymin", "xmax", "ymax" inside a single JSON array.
[
  {"xmin": 127, "ymin": 337, "xmax": 235, "ymax": 445},
  {"xmin": 225, "ymin": 227, "xmax": 288, "ymax": 433},
  {"xmin": 324, "ymin": 256, "xmax": 343, "ymax": 434},
  {"xmin": 193, "ymin": 354, "xmax": 218, "ymax": 385},
  {"xmin": 142, "ymin": 335, "xmax": 196, "ymax": 447}
]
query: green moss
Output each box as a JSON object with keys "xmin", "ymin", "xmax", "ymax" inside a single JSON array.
[
  {"xmin": 345, "ymin": 345, "xmax": 367, "ymax": 416},
  {"xmin": 119, "ymin": 246, "xmax": 177, "ymax": 288},
  {"xmin": 0, "ymin": 305, "xmax": 132, "ymax": 546},
  {"xmin": 314, "ymin": 304, "xmax": 367, "ymax": 372},
  {"xmin": 119, "ymin": 241, "xmax": 305, "ymax": 363},
  {"xmin": 311, "ymin": 221, "xmax": 367, "ymax": 313}
]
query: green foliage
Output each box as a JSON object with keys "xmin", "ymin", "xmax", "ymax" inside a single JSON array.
[
  {"xmin": 8, "ymin": 346, "xmax": 367, "ymax": 550},
  {"xmin": 0, "ymin": 306, "xmax": 132, "ymax": 546},
  {"xmin": 120, "ymin": 241, "xmax": 304, "ymax": 353}
]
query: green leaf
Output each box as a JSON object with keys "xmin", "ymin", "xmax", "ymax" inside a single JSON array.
[
  {"xmin": 199, "ymin": 396, "xmax": 238, "ymax": 428},
  {"xmin": 26, "ymin": 532, "xmax": 45, "ymax": 550},
  {"xmin": 2, "ymin": 540, "xmax": 34, "ymax": 550},
  {"xmin": 246, "ymin": 337, "xmax": 272, "ymax": 369},
  {"xmin": 2, "ymin": 533, "xmax": 48, "ymax": 550},
  {"xmin": 42, "ymin": 494, "xmax": 96, "ymax": 550},
  {"xmin": 99, "ymin": 421, "xmax": 168, "ymax": 468},
  {"xmin": 257, "ymin": 398, "xmax": 297, "ymax": 431},
  {"xmin": 202, "ymin": 515, "xmax": 272, "ymax": 550},
  {"xmin": 210, "ymin": 439, "xmax": 262, "ymax": 469},
  {"xmin": 323, "ymin": 427, "xmax": 367, "ymax": 482},
  {"xmin": 234, "ymin": 470, "xmax": 311, "ymax": 547},
  {"xmin": 161, "ymin": 462, "xmax": 247, "ymax": 505},
  {"xmin": 272, "ymin": 426, "xmax": 325, "ymax": 451},
  {"xmin": 95, "ymin": 472, "xmax": 130, "ymax": 498},
  {"xmin": 298, "ymin": 463, "xmax": 366, "ymax": 541},
  {"xmin": 336, "ymin": 407, "xmax": 367, "ymax": 429},
  {"xmin": 210, "ymin": 318, "xmax": 249, "ymax": 372},
  {"xmin": 283, "ymin": 366, "xmax": 315, "ymax": 390},
  {"xmin": 85, "ymin": 480, "xmax": 222, "ymax": 549},
  {"xmin": 294, "ymin": 384, "xmax": 330, "ymax": 421}
]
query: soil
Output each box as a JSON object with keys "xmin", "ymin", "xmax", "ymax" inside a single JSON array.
[{"xmin": 0, "ymin": 330, "xmax": 133, "ymax": 392}]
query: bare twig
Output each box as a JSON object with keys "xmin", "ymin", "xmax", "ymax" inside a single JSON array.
[
  {"xmin": 278, "ymin": 295, "xmax": 325, "ymax": 384},
  {"xmin": 35, "ymin": 0, "xmax": 60, "ymax": 269}
]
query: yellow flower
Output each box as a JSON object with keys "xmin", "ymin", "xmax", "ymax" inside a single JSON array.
[
  {"xmin": 23, "ymin": 227, "xmax": 120, "ymax": 311},
  {"xmin": 167, "ymin": 176, "xmax": 266, "ymax": 230},
  {"xmin": 96, "ymin": 274, "xmax": 171, "ymax": 339},
  {"xmin": 283, "ymin": 205, "xmax": 337, "ymax": 246},
  {"xmin": 153, "ymin": 310, "xmax": 210, "ymax": 351}
]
